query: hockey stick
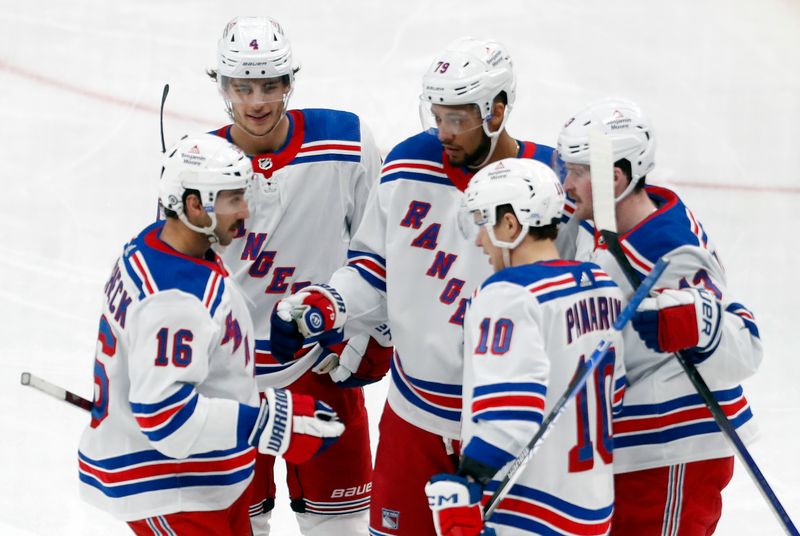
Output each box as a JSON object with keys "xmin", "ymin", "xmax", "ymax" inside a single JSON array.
[
  {"xmin": 20, "ymin": 372, "xmax": 92, "ymax": 412},
  {"xmin": 160, "ymin": 83, "xmax": 170, "ymax": 153},
  {"xmin": 589, "ymin": 130, "xmax": 799, "ymax": 536},
  {"xmin": 483, "ymin": 256, "xmax": 669, "ymax": 520}
]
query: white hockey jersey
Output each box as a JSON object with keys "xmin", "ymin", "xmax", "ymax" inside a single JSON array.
[
  {"xmin": 462, "ymin": 260, "xmax": 625, "ymax": 536},
  {"xmin": 214, "ymin": 109, "xmax": 385, "ymax": 388},
  {"xmin": 328, "ymin": 131, "xmax": 565, "ymax": 437},
  {"xmin": 575, "ymin": 186, "xmax": 762, "ymax": 473},
  {"xmin": 78, "ymin": 221, "xmax": 260, "ymax": 521}
]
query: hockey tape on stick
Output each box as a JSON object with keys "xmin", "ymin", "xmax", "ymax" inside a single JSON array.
[
  {"xmin": 20, "ymin": 372, "xmax": 92, "ymax": 412},
  {"xmin": 590, "ymin": 131, "xmax": 798, "ymax": 535},
  {"xmin": 483, "ymin": 257, "xmax": 670, "ymax": 520}
]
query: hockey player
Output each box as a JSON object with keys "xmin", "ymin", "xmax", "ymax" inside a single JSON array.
[
  {"xmin": 425, "ymin": 158, "xmax": 626, "ymax": 536},
  {"xmin": 558, "ymin": 98, "xmax": 762, "ymax": 534},
  {"xmin": 270, "ymin": 38, "xmax": 566, "ymax": 535},
  {"xmin": 77, "ymin": 134, "xmax": 345, "ymax": 535},
  {"xmin": 207, "ymin": 16, "xmax": 392, "ymax": 536}
]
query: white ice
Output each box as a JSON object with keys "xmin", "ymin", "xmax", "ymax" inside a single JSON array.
[{"xmin": 0, "ymin": 1, "xmax": 798, "ymax": 534}]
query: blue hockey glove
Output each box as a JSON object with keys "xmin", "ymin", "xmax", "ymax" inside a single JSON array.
[{"xmin": 269, "ymin": 284, "xmax": 347, "ymax": 363}]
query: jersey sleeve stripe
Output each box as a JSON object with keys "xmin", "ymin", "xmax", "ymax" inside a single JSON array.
[
  {"xmin": 135, "ymin": 394, "xmax": 199, "ymax": 442},
  {"xmin": 726, "ymin": 303, "xmax": 760, "ymax": 339}
]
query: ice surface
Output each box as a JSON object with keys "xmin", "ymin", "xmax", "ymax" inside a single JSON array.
[{"xmin": 1, "ymin": 1, "xmax": 798, "ymax": 534}]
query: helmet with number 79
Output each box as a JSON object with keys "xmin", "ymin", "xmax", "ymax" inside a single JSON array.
[
  {"xmin": 557, "ymin": 98, "xmax": 656, "ymax": 198},
  {"xmin": 465, "ymin": 158, "xmax": 565, "ymax": 253},
  {"xmin": 159, "ymin": 133, "xmax": 253, "ymax": 243},
  {"xmin": 420, "ymin": 37, "xmax": 516, "ymax": 138}
]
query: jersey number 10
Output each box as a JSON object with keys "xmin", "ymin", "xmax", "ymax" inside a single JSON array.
[{"xmin": 569, "ymin": 350, "xmax": 616, "ymax": 472}]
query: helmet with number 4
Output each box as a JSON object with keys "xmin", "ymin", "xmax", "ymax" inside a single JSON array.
[
  {"xmin": 215, "ymin": 17, "xmax": 297, "ymax": 119},
  {"xmin": 217, "ymin": 16, "xmax": 295, "ymax": 81},
  {"xmin": 160, "ymin": 133, "xmax": 253, "ymax": 242},
  {"xmin": 465, "ymin": 158, "xmax": 565, "ymax": 252},
  {"xmin": 558, "ymin": 98, "xmax": 656, "ymax": 200}
]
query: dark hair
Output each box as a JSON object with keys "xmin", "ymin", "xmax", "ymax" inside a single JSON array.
[
  {"xmin": 496, "ymin": 204, "xmax": 559, "ymax": 241},
  {"xmin": 614, "ymin": 158, "xmax": 646, "ymax": 192},
  {"xmin": 162, "ymin": 188, "xmax": 200, "ymax": 219}
]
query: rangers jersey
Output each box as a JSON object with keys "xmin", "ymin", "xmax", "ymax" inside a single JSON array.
[
  {"xmin": 78, "ymin": 221, "xmax": 260, "ymax": 521},
  {"xmin": 575, "ymin": 186, "xmax": 762, "ymax": 473},
  {"xmin": 462, "ymin": 260, "xmax": 625, "ymax": 536},
  {"xmin": 213, "ymin": 108, "xmax": 385, "ymax": 388},
  {"xmin": 329, "ymin": 131, "xmax": 562, "ymax": 437}
]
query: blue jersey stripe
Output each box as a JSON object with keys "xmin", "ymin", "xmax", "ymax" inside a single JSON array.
[
  {"xmin": 292, "ymin": 153, "xmax": 361, "ymax": 165},
  {"xmin": 130, "ymin": 383, "xmax": 195, "ymax": 414},
  {"xmin": 79, "ymin": 465, "xmax": 253, "ymax": 499},
  {"xmin": 474, "ymin": 382, "xmax": 547, "ymax": 397},
  {"xmin": 617, "ymin": 385, "xmax": 743, "ymax": 417},
  {"xmin": 615, "ymin": 407, "xmax": 753, "ymax": 448},
  {"xmin": 142, "ymin": 394, "xmax": 199, "ymax": 441}
]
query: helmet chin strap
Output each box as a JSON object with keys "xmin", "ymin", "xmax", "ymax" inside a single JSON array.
[
  {"xmin": 469, "ymin": 105, "xmax": 512, "ymax": 169},
  {"xmin": 487, "ymin": 220, "xmax": 527, "ymax": 270},
  {"xmin": 614, "ymin": 175, "xmax": 641, "ymax": 203},
  {"xmin": 178, "ymin": 210, "xmax": 220, "ymax": 245}
]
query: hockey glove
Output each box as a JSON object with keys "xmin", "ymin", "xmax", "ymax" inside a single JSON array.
[
  {"xmin": 425, "ymin": 474, "xmax": 495, "ymax": 536},
  {"xmin": 249, "ymin": 388, "xmax": 345, "ymax": 465},
  {"xmin": 270, "ymin": 285, "xmax": 347, "ymax": 363},
  {"xmin": 312, "ymin": 334, "xmax": 393, "ymax": 387},
  {"xmin": 633, "ymin": 288, "xmax": 722, "ymax": 363}
]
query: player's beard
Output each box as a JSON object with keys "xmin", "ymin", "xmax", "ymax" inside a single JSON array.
[{"xmin": 461, "ymin": 133, "xmax": 492, "ymax": 169}]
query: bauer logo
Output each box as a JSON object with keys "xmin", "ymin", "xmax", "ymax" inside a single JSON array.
[{"xmin": 382, "ymin": 508, "xmax": 399, "ymax": 530}]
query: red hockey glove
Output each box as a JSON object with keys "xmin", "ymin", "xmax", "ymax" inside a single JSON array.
[
  {"xmin": 633, "ymin": 288, "xmax": 722, "ymax": 363},
  {"xmin": 249, "ymin": 388, "xmax": 345, "ymax": 464},
  {"xmin": 425, "ymin": 474, "xmax": 496, "ymax": 536}
]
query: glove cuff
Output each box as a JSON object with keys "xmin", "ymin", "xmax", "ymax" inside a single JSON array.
[{"xmin": 249, "ymin": 388, "xmax": 293, "ymax": 457}]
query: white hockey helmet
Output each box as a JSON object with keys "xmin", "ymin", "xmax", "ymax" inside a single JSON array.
[
  {"xmin": 465, "ymin": 158, "xmax": 565, "ymax": 263},
  {"xmin": 420, "ymin": 37, "xmax": 516, "ymax": 149},
  {"xmin": 159, "ymin": 133, "xmax": 253, "ymax": 242},
  {"xmin": 558, "ymin": 98, "xmax": 656, "ymax": 200},
  {"xmin": 217, "ymin": 16, "xmax": 295, "ymax": 81}
]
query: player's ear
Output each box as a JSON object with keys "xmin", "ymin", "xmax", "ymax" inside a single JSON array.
[
  {"xmin": 486, "ymin": 100, "xmax": 505, "ymax": 130},
  {"xmin": 612, "ymin": 166, "xmax": 628, "ymax": 196},
  {"xmin": 184, "ymin": 192, "xmax": 204, "ymax": 217}
]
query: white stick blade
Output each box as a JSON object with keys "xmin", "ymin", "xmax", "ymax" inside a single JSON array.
[{"xmin": 589, "ymin": 128, "xmax": 616, "ymax": 233}]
